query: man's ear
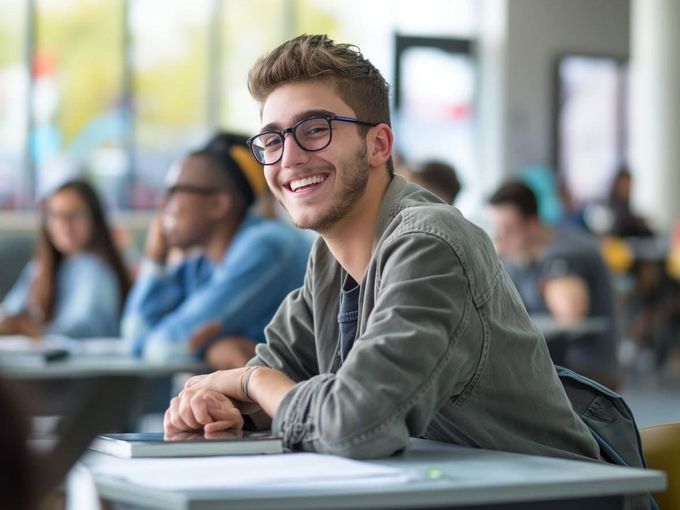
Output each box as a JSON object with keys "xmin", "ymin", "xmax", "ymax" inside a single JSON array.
[
  {"xmin": 211, "ymin": 192, "xmax": 233, "ymax": 219},
  {"xmin": 367, "ymin": 124, "xmax": 393, "ymax": 169}
]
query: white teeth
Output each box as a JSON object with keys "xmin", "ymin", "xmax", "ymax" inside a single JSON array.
[{"xmin": 289, "ymin": 174, "xmax": 326, "ymax": 192}]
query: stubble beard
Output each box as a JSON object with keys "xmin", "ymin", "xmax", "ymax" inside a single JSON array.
[{"xmin": 289, "ymin": 142, "xmax": 369, "ymax": 232}]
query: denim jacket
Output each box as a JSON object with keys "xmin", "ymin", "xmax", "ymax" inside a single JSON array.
[
  {"xmin": 252, "ymin": 176, "xmax": 601, "ymax": 462},
  {"xmin": 123, "ymin": 214, "xmax": 311, "ymax": 360}
]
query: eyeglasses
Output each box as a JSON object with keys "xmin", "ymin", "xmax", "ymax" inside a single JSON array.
[
  {"xmin": 46, "ymin": 209, "xmax": 91, "ymax": 225},
  {"xmin": 164, "ymin": 184, "xmax": 224, "ymax": 198},
  {"xmin": 247, "ymin": 115, "xmax": 377, "ymax": 165}
]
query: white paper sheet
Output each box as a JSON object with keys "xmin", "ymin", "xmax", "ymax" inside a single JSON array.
[{"xmin": 87, "ymin": 452, "xmax": 411, "ymax": 490}]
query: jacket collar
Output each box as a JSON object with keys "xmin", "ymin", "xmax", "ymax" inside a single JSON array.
[{"xmin": 372, "ymin": 174, "xmax": 410, "ymax": 252}]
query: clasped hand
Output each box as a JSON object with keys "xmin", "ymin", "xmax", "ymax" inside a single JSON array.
[{"xmin": 163, "ymin": 368, "xmax": 259, "ymax": 435}]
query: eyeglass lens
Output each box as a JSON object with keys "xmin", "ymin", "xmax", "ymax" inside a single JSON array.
[{"xmin": 250, "ymin": 117, "xmax": 333, "ymax": 165}]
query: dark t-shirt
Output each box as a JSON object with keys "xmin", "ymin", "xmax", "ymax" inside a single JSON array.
[
  {"xmin": 337, "ymin": 275, "xmax": 360, "ymax": 362},
  {"xmin": 504, "ymin": 228, "xmax": 618, "ymax": 376}
]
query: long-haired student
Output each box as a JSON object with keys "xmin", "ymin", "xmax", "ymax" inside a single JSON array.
[{"xmin": 0, "ymin": 179, "xmax": 131, "ymax": 338}]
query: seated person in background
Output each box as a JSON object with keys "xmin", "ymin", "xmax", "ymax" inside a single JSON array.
[
  {"xmin": 122, "ymin": 133, "xmax": 311, "ymax": 369},
  {"xmin": 164, "ymin": 34, "xmax": 601, "ymax": 465},
  {"xmin": 557, "ymin": 179, "xmax": 590, "ymax": 232},
  {"xmin": 487, "ymin": 181, "xmax": 619, "ymax": 389},
  {"xmin": 397, "ymin": 159, "xmax": 461, "ymax": 205},
  {"xmin": 0, "ymin": 179, "xmax": 131, "ymax": 338},
  {"xmin": 608, "ymin": 166, "xmax": 654, "ymax": 238}
]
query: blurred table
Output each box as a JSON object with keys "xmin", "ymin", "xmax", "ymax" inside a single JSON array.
[
  {"xmin": 531, "ymin": 315, "xmax": 609, "ymax": 341},
  {"xmin": 1, "ymin": 353, "xmax": 204, "ymax": 380},
  {"xmin": 531, "ymin": 315, "xmax": 609, "ymax": 366},
  {"xmin": 0, "ymin": 336, "xmax": 205, "ymax": 380},
  {"xmin": 0, "ymin": 336, "xmax": 206, "ymax": 420}
]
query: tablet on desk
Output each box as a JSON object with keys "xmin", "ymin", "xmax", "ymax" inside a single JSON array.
[{"xmin": 90, "ymin": 431, "xmax": 284, "ymax": 458}]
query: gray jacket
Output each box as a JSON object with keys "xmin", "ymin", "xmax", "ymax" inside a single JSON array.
[{"xmin": 252, "ymin": 175, "xmax": 601, "ymax": 462}]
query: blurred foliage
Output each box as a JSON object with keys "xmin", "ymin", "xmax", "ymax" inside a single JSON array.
[
  {"xmin": 1, "ymin": 0, "xmax": 363, "ymax": 210},
  {"xmin": 35, "ymin": 0, "xmax": 123, "ymax": 144},
  {"xmin": 0, "ymin": 6, "xmax": 23, "ymax": 68},
  {"xmin": 295, "ymin": 0, "xmax": 337, "ymax": 36}
]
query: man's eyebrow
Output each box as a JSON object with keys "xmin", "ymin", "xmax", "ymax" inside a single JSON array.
[{"xmin": 259, "ymin": 109, "xmax": 336, "ymax": 133}]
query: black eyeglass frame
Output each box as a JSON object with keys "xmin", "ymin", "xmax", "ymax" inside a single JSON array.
[
  {"xmin": 164, "ymin": 184, "xmax": 226, "ymax": 198},
  {"xmin": 246, "ymin": 115, "xmax": 378, "ymax": 165}
]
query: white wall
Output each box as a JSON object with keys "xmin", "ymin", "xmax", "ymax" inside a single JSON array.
[
  {"xmin": 495, "ymin": 0, "xmax": 630, "ymax": 180},
  {"xmin": 630, "ymin": 0, "xmax": 680, "ymax": 233}
]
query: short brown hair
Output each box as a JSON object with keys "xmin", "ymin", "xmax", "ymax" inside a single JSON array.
[
  {"xmin": 248, "ymin": 34, "xmax": 393, "ymax": 174},
  {"xmin": 488, "ymin": 181, "xmax": 539, "ymax": 219},
  {"xmin": 414, "ymin": 160, "xmax": 461, "ymax": 204}
]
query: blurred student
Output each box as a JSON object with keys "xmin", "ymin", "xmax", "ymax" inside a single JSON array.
[
  {"xmin": 608, "ymin": 166, "xmax": 654, "ymax": 238},
  {"xmin": 557, "ymin": 179, "xmax": 590, "ymax": 232},
  {"xmin": 122, "ymin": 133, "xmax": 310, "ymax": 369},
  {"xmin": 0, "ymin": 180, "xmax": 131, "ymax": 339},
  {"xmin": 398, "ymin": 159, "xmax": 461, "ymax": 205},
  {"xmin": 488, "ymin": 181, "xmax": 619, "ymax": 388}
]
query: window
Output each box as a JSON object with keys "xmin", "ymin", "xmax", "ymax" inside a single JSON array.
[
  {"xmin": 130, "ymin": 0, "xmax": 213, "ymax": 209},
  {"xmin": 219, "ymin": 0, "xmax": 289, "ymax": 135},
  {"xmin": 393, "ymin": 36, "xmax": 476, "ymax": 211},
  {"xmin": 3, "ymin": 0, "xmax": 479, "ymax": 212},
  {"xmin": 0, "ymin": 0, "xmax": 28, "ymax": 209},
  {"xmin": 293, "ymin": 1, "xmax": 479, "ymax": 213},
  {"xmin": 33, "ymin": 0, "xmax": 125, "ymax": 209},
  {"xmin": 556, "ymin": 54, "xmax": 628, "ymax": 204}
]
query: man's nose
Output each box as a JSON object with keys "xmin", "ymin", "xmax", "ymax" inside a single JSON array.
[{"xmin": 279, "ymin": 132, "xmax": 309, "ymax": 167}]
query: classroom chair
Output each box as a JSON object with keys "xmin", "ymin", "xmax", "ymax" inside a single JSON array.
[
  {"xmin": 640, "ymin": 422, "xmax": 680, "ymax": 510},
  {"xmin": 600, "ymin": 236, "xmax": 634, "ymax": 274}
]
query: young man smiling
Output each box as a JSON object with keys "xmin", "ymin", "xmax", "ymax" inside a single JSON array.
[{"xmin": 164, "ymin": 35, "xmax": 601, "ymax": 463}]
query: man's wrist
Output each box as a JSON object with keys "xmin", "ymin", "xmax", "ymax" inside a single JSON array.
[{"xmin": 239, "ymin": 366, "xmax": 260, "ymax": 402}]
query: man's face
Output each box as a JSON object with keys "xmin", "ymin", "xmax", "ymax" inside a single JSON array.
[
  {"xmin": 487, "ymin": 204, "xmax": 534, "ymax": 265},
  {"xmin": 161, "ymin": 156, "xmax": 221, "ymax": 249},
  {"xmin": 259, "ymin": 81, "xmax": 370, "ymax": 232},
  {"xmin": 45, "ymin": 189, "xmax": 93, "ymax": 256}
]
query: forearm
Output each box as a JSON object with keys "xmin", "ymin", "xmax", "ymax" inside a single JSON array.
[
  {"xmin": 0, "ymin": 313, "xmax": 42, "ymax": 337},
  {"xmin": 543, "ymin": 276, "xmax": 589, "ymax": 324},
  {"xmin": 246, "ymin": 367, "xmax": 296, "ymax": 418}
]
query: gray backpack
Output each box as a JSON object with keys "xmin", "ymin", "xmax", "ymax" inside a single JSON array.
[{"xmin": 556, "ymin": 365, "xmax": 658, "ymax": 510}]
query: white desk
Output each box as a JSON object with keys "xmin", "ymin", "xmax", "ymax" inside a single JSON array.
[
  {"xmin": 0, "ymin": 339, "xmax": 206, "ymax": 418},
  {"xmin": 81, "ymin": 439, "xmax": 665, "ymax": 510},
  {"xmin": 0, "ymin": 353, "xmax": 205, "ymax": 380},
  {"xmin": 0, "ymin": 336, "xmax": 206, "ymax": 380}
]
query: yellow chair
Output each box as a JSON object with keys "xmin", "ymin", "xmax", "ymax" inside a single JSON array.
[
  {"xmin": 640, "ymin": 422, "xmax": 680, "ymax": 510},
  {"xmin": 600, "ymin": 236, "xmax": 634, "ymax": 274}
]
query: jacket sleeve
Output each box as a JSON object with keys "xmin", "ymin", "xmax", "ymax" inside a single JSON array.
[{"xmin": 272, "ymin": 231, "xmax": 476, "ymax": 458}]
